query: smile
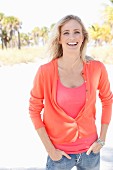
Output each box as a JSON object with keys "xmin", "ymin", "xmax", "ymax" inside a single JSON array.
[{"xmin": 67, "ymin": 42, "xmax": 78, "ymax": 46}]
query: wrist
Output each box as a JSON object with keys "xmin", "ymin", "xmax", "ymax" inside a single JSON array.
[
  {"xmin": 96, "ymin": 138, "xmax": 105, "ymax": 147},
  {"xmin": 46, "ymin": 146, "xmax": 56, "ymax": 154}
]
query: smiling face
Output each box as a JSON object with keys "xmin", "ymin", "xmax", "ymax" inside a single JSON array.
[{"xmin": 59, "ymin": 19, "xmax": 84, "ymax": 52}]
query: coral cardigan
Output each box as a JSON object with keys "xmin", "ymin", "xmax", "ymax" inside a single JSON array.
[{"xmin": 29, "ymin": 58, "xmax": 112, "ymax": 145}]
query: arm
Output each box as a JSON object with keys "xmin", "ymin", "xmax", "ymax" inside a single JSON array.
[
  {"xmin": 99, "ymin": 124, "xmax": 109, "ymax": 141},
  {"xmin": 29, "ymin": 66, "xmax": 45, "ymax": 129},
  {"xmin": 86, "ymin": 124, "xmax": 109, "ymax": 155},
  {"xmin": 29, "ymin": 67, "xmax": 71, "ymax": 160},
  {"xmin": 37, "ymin": 127, "xmax": 71, "ymax": 160},
  {"xmin": 87, "ymin": 63, "xmax": 112, "ymax": 155}
]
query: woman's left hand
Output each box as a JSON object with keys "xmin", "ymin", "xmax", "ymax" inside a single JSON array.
[{"xmin": 86, "ymin": 141, "xmax": 102, "ymax": 155}]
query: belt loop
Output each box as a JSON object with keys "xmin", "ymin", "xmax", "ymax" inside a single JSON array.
[{"xmin": 75, "ymin": 153, "xmax": 82, "ymax": 163}]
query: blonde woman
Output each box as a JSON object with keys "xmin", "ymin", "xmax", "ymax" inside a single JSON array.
[{"xmin": 29, "ymin": 15, "xmax": 112, "ymax": 170}]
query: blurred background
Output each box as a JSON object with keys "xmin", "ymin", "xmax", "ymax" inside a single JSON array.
[{"xmin": 0, "ymin": 0, "xmax": 113, "ymax": 169}]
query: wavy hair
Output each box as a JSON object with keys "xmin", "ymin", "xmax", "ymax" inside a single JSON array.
[{"xmin": 46, "ymin": 14, "xmax": 89, "ymax": 61}]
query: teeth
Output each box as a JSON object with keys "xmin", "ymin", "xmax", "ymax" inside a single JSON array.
[{"xmin": 68, "ymin": 42, "xmax": 77, "ymax": 45}]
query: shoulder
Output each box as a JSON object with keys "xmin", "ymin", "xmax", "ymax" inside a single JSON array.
[
  {"xmin": 86, "ymin": 58, "xmax": 105, "ymax": 68},
  {"xmin": 85, "ymin": 55, "xmax": 104, "ymax": 66},
  {"xmin": 85, "ymin": 55, "xmax": 94, "ymax": 61},
  {"xmin": 85, "ymin": 55, "xmax": 101, "ymax": 68},
  {"xmin": 85, "ymin": 59, "xmax": 107, "ymax": 75},
  {"xmin": 37, "ymin": 59, "xmax": 57, "ymax": 77},
  {"xmin": 40, "ymin": 59, "xmax": 56, "ymax": 71}
]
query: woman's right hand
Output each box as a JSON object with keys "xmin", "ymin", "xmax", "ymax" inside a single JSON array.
[{"xmin": 49, "ymin": 149, "xmax": 71, "ymax": 161}]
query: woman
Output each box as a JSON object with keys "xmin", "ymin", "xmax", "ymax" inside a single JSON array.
[{"xmin": 29, "ymin": 15, "xmax": 112, "ymax": 170}]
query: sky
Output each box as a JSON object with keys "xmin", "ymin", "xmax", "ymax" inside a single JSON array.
[{"xmin": 0, "ymin": 0, "xmax": 111, "ymax": 33}]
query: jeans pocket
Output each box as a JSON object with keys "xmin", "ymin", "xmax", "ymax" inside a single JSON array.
[
  {"xmin": 91, "ymin": 151, "xmax": 100, "ymax": 156},
  {"xmin": 53, "ymin": 156, "xmax": 64, "ymax": 163}
]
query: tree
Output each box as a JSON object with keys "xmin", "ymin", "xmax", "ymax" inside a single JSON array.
[
  {"xmin": 20, "ymin": 33, "xmax": 30, "ymax": 46},
  {"xmin": 31, "ymin": 27, "xmax": 40, "ymax": 46},
  {"xmin": 102, "ymin": 6, "xmax": 113, "ymax": 26},
  {"xmin": 88, "ymin": 24, "xmax": 102, "ymax": 46},
  {"xmin": 40, "ymin": 26, "xmax": 49, "ymax": 45},
  {"xmin": 2, "ymin": 16, "xmax": 22, "ymax": 49},
  {"xmin": 88, "ymin": 23, "xmax": 112, "ymax": 45},
  {"xmin": 50, "ymin": 23, "xmax": 56, "ymax": 31},
  {"xmin": 109, "ymin": 0, "xmax": 113, "ymax": 4},
  {"xmin": 100, "ymin": 24, "xmax": 112, "ymax": 43},
  {"xmin": 0, "ymin": 12, "xmax": 5, "ymax": 49}
]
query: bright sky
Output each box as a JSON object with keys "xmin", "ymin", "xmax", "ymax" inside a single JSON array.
[{"xmin": 0, "ymin": 0, "xmax": 111, "ymax": 33}]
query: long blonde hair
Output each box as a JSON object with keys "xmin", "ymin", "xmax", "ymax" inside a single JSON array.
[{"xmin": 46, "ymin": 14, "xmax": 89, "ymax": 61}]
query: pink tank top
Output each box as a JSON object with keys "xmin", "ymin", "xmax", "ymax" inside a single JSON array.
[
  {"xmin": 57, "ymin": 79, "xmax": 86, "ymax": 118},
  {"xmin": 56, "ymin": 79, "xmax": 98, "ymax": 154}
]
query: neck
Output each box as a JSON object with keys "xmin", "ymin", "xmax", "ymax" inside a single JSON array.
[{"xmin": 59, "ymin": 54, "xmax": 83, "ymax": 70}]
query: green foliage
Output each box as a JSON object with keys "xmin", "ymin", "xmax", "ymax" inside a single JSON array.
[
  {"xmin": 50, "ymin": 23, "xmax": 56, "ymax": 31},
  {"xmin": 89, "ymin": 23, "xmax": 112, "ymax": 45},
  {"xmin": 0, "ymin": 13, "xmax": 22, "ymax": 49},
  {"xmin": 0, "ymin": 12, "xmax": 4, "ymax": 21},
  {"xmin": 110, "ymin": 0, "xmax": 113, "ymax": 4},
  {"xmin": 89, "ymin": 24, "xmax": 101, "ymax": 39},
  {"xmin": 89, "ymin": 4, "xmax": 113, "ymax": 45},
  {"xmin": 103, "ymin": 6, "xmax": 113, "ymax": 25},
  {"xmin": 20, "ymin": 33, "xmax": 30, "ymax": 46},
  {"xmin": 1, "ymin": 2, "xmax": 113, "ymax": 49}
]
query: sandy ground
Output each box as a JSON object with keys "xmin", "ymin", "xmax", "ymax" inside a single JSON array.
[{"xmin": 0, "ymin": 58, "xmax": 113, "ymax": 170}]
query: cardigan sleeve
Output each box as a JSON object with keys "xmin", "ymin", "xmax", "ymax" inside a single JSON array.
[
  {"xmin": 29, "ymin": 66, "xmax": 45, "ymax": 129},
  {"xmin": 98, "ymin": 62, "xmax": 113, "ymax": 124}
]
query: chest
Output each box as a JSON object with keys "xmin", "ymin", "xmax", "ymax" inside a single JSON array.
[{"xmin": 58, "ymin": 69, "xmax": 84, "ymax": 88}]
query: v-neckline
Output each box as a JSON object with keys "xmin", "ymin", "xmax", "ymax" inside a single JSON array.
[{"xmin": 52, "ymin": 58, "xmax": 87, "ymax": 120}]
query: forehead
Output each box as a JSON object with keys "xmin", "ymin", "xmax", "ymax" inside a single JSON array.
[{"xmin": 61, "ymin": 19, "xmax": 82, "ymax": 31}]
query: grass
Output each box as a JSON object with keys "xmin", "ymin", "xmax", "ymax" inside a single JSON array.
[
  {"xmin": 0, "ymin": 45, "xmax": 113, "ymax": 66},
  {"xmin": 88, "ymin": 45, "xmax": 113, "ymax": 64},
  {"xmin": 0, "ymin": 46, "xmax": 47, "ymax": 66}
]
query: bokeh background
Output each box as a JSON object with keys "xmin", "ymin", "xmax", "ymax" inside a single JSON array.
[{"xmin": 0, "ymin": 0, "xmax": 113, "ymax": 169}]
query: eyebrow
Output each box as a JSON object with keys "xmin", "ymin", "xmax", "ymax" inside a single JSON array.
[{"xmin": 62, "ymin": 29, "xmax": 80, "ymax": 33}]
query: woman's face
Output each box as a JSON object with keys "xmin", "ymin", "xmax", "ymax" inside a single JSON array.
[{"xmin": 59, "ymin": 19, "xmax": 84, "ymax": 52}]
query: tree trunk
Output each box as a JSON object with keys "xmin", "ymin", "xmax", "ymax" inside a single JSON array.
[
  {"xmin": 1, "ymin": 38, "xmax": 4, "ymax": 49},
  {"xmin": 17, "ymin": 31, "xmax": 21, "ymax": 49}
]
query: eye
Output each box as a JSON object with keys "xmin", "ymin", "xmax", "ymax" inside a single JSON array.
[
  {"xmin": 74, "ymin": 31, "xmax": 80, "ymax": 34},
  {"xmin": 63, "ymin": 32, "xmax": 69, "ymax": 35}
]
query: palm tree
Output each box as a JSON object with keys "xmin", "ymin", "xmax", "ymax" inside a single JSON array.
[
  {"xmin": 102, "ymin": 5, "xmax": 113, "ymax": 40},
  {"xmin": 50, "ymin": 23, "xmax": 56, "ymax": 31},
  {"xmin": 88, "ymin": 24, "xmax": 102, "ymax": 46},
  {"xmin": 40, "ymin": 26, "xmax": 49, "ymax": 45},
  {"xmin": 2, "ymin": 16, "xmax": 22, "ymax": 49},
  {"xmin": 110, "ymin": 0, "xmax": 113, "ymax": 4},
  {"xmin": 32, "ymin": 27, "xmax": 40, "ymax": 46},
  {"xmin": 0, "ymin": 12, "xmax": 5, "ymax": 49},
  {"xmin": 20, "ymin": 33, "xmax": 30, "ymax": 46}
]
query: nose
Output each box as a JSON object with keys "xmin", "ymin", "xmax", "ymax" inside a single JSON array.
[{"xmin": 69, "ymin": 33, "xmax": 75, "ymax": 40}]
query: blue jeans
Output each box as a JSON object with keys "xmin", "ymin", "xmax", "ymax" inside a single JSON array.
[{"xmin": 46, "ymin": 151, "xmax": 100, "ymax": 170}]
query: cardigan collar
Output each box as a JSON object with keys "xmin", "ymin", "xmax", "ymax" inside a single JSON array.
[{"xmin": 51, "ymin": 58, "xmax": 90, "ymax": 121}]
